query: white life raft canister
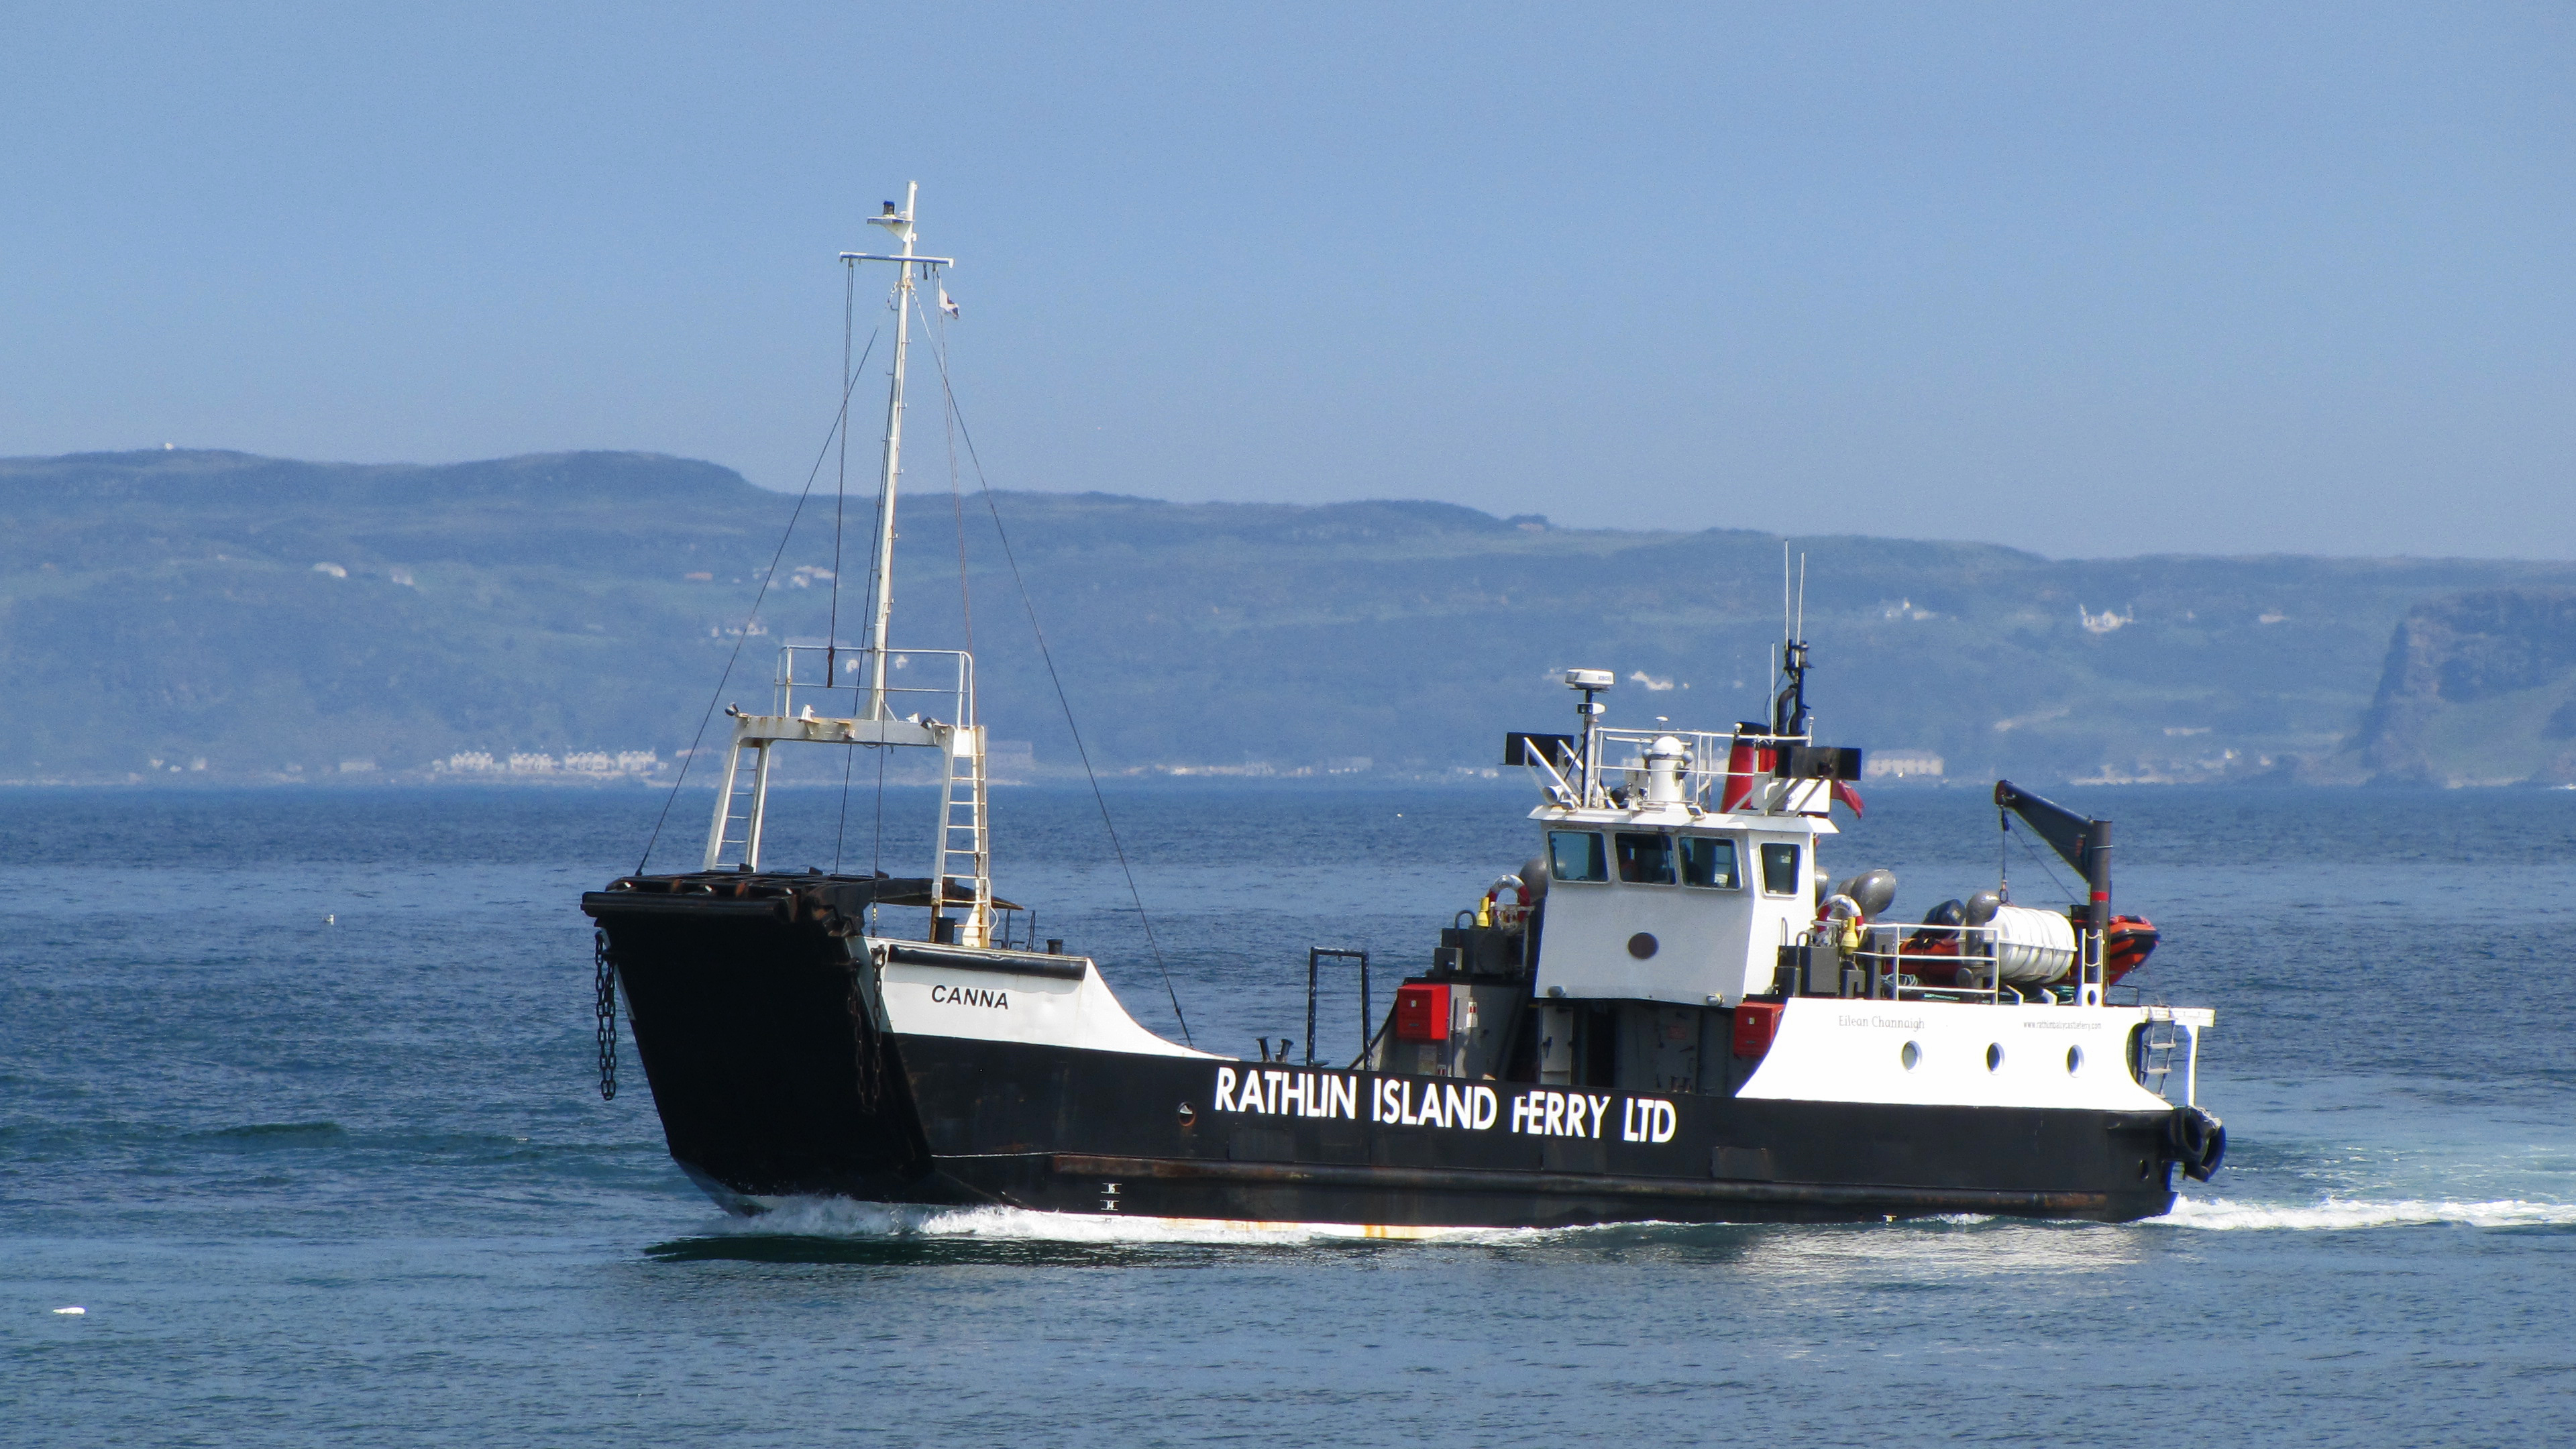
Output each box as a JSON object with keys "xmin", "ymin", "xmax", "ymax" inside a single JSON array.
[{"xmin": 1986, "ymin": 905, "xmax": 2078, "ymax": 983}]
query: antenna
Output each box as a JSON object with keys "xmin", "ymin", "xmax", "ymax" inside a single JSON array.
[
  {"xmin": 1782, "ymin": 542, "xmax": 1792, "ymax": 642},
  {"xmin": 1772, "ymin": 546, "xmax": 1813, "ymax": 740},
  {"xmin": 1564, "ymin": 667, "xmax": 1613, "ymax": 804}
]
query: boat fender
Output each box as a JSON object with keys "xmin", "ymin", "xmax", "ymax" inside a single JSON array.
[
  {"xmin": 2191, "ymin": 1120, "xmax": 2226, "ymax": 1181},
  {"xmin": 2165, "ymin": 1106, "xmax": 2226, "ymax": 1181},
  {"xmin": 1833, "ymin": 869, "xmax": 1898, "ymax": 918}
]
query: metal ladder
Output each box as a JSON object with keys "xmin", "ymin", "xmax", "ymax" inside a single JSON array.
[
  {"xmin": 704, "ymin": 739, "xmax": 769, "ymax": 871},
  {"xmin": 934, "ymin": 727, "xmax": 989, "ymax": 945},
  {"xmin": 2136, "ymin": 1006, "xmax": 2182, "ymax": 1098}
]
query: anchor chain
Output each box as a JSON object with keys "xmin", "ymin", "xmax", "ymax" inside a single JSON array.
[{"xmin": 593, "ymin": 930, "xmax": 619, "ymax": 1101}]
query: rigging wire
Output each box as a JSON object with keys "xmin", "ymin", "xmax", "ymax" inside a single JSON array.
[
  {"xmin": 852, "ymin": 270, "xmax": 906, "ymax": 906},
  {"xmin": 832, "ymin": 730, "xmax": 859, "ymax": 877},
  {"xmin": 828, "ymin": 262, "xmax": 853, "ymax": 672},
  {"xmin": 910, "ymin": 295, "xmax": 1193, "ymax": 1046},
  {"xmin": 830, "ymin": 262, "xmax": 861, "ymax": 873},
  {"xmin": 632, "ymin": 325, "xmax": 881, "ymax": 875},
  {"xmin": 940, "ymin": 305, "xmax": 975, "ymax": 651},
  {"xmin": 2000, "ymin": 815, "xmax": 2080, "ymax": 906},
  {"xmin": 869, "ymin": 727, "xmax": 889, "ymax": 934},
  {"xmin": 830, "ymin": 264, "xmax": 854, "ymax": 873}
]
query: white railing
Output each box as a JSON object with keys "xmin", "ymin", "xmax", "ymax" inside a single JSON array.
[
  {"xmin": 1541, "ymin": 726, "xmax": 1825, "ymax": 814},
  {"xmin": 772, "ymin": 643, "xmax": 975, "ymax": 728},
  {"xmin": 1594, "ymin": 727, "xmax": 1737, "ymax": 800},
  {"xmin": 1808, "ymin": 919, "xmax": 2103, "ymax": 1008}
]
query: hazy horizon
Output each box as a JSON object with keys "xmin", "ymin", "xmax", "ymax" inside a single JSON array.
[{"xmin": 23, "ymin": 442, "xmax": 2576, "ymax": 570}]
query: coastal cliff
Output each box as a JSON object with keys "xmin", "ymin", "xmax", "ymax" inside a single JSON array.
[{"xmin": 2330, "ymin": 590, "xmax": 2576, "ymax": 786}]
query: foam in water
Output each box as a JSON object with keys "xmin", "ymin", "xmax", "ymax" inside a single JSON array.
[
  {"xmin": 718, "ymin": 1195, "xmax": 1533, "ymax": 1245},
  {"xmin": 710, "ymin": 1194, "xmax": 2576, "ymax": 1245},
  {"xmin": 2153, "ymin": 1195, "xmax": 2576, "ymax": 1230}
]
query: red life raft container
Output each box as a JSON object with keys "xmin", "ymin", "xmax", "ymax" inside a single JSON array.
[{"xmin": 2104, "ymin": 915, "xmax": 2158, "ymax": 985}]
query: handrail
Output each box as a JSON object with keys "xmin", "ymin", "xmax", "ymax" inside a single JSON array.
[
  {"xmin": 1805, "ymin": 919, "xmax": 2096, "ymax": 1006},
  {"xmin": 1554, "ymin": 725, "xmax": 1835, "ymax": 814},
  {"xmin": 1306, "ymin": 947, "xmax": 1371, "ymax": 1069},
  {"xmin": 773, "ymin": 643, "xmax": 974, "ymax": 727}
]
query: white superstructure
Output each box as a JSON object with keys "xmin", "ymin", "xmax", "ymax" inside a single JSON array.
[
  {"xmin": 1515, "ymin": 667, "xmax": 1846, "ymax": 1008},
  {"xmin": 1508, "ymin": 663, "xmax": 2216, "ymax": 1114}
]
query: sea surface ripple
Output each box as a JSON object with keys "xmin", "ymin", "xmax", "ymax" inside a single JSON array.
[{"xmin": 5, "ymin": 784, "xmax": 2573, "ymax": 1446}]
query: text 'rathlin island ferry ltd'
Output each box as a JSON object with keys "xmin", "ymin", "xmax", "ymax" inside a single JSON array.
[{"xmin": 580, "ymin": 186, "xmax": 2225, "ymax": 1233}]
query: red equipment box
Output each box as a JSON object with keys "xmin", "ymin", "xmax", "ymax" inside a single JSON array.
[
  {"xmin": 1731, "ymin": 1001, "xmax": 1782, "ymax": 1059},
  {"xmin": 1393, "ymin": 983, "xmax": 1450, "ymax": 1042}
]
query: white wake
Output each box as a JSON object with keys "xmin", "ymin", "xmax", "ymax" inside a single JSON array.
[
  {"xmin": 703, "ymin": 1193, "xmax": 2576, "ymax": 1245},
  {"xmin": 717, "ymin": 1195, "xmax": 1527, "ymax": 1245},
  {"xmin": 2152, "ymin": 1195, "xmax": 2576, "ymax": 1231}
]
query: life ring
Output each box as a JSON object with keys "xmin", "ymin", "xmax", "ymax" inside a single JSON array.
[{"xmin": 1811, "ymin": 894, "xmax": 1864, "ymax": 954}]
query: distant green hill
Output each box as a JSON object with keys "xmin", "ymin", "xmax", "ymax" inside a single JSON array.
[{"xmin": 7, "ymin": 447, "xmax": 2575, "ymax": 786}]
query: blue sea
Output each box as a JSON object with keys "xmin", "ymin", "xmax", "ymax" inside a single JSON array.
[{"xmin": 6, "ymin": 783, "xmax": 2574, "ymax": 1446}]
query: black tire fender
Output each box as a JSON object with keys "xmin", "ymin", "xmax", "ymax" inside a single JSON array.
[{"xmin": 2165, "ymin": 1106, "xmax": 2225, "ymax": 1182}]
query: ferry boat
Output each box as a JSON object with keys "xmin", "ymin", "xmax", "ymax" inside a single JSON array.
[{"xmin": 582, "ymin": 189, "xmax": 2224, "ymax": 1230}]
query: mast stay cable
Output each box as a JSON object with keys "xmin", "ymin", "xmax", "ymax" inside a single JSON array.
[
  {"xmin": 941, "ymin": 304, "xmax": 975, "ymax": 652},
  {"xmin": 831, "ymin": 260, "xmax": 865, "ymax": 873},
  {"xmin": 911, "ymin": 297, "xmax": 1194, "ymax": 1045},
  {"xmin": 633, "ymin": 326, "xmax": 881, "ymax": 875}
]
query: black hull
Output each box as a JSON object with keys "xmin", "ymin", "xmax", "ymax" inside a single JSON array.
[
  {"xmin": 916, "ymin": 1036, "xmax": 2174, "ymax": 1225},
  {"xmin": 596, "ymin": 892, "xmax": 2180, "ymax": 1228}
]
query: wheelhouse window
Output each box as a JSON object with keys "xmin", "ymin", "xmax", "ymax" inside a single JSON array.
[
  {"xmin": 1759, "ymin": 842, "xmax": 1802, "ymax": 896},
  {"xmin": 1615, "ymin": 832, "xmax": 1674, "ymax": 885},
  {"xmin": 1550, "ymin": 830, "xmax": 1608, "ymax": 883},
  {"xmin": 1680, "ymin": 835, "xmax": 1740, "ymax": 890}
]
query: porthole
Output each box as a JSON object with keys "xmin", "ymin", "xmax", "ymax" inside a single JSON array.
[
  {"xmin": 2065, "ymin": 1045, "xmax": 2084, "ymax": 1075},
  {"xmin": 1177, "ymin": 1102, "xmax": 1197, "ymax": 1127},
  {"xmin": 1985, "ymin": 1043, "xmax": 2004, "ymax": 1072},
  {"xmin": 1627, "ymin": 932, "xmax": 1660, "ymax": 960},
  {"xmin": 1900, "ymin": 1040, "xmax": 1921, "ymax": 1071}
]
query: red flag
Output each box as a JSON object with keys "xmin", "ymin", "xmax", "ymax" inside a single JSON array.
[{"xmin": 1832, "ymin": 780, "xmax": 1866, "ymax": 816}]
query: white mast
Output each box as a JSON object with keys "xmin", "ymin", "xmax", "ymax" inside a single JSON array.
[
  {"xmin": 698, "ymin": 186, "xmax": 991, "ymax": 950},
  {"xmin": 862, "ymin": 182, "xmax": 919, "ymax": 720}
]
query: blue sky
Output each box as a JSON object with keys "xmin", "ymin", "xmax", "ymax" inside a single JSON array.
[{"xmin": 3, "ymin": 3, "xmax": 2569, "ymax": 557}]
